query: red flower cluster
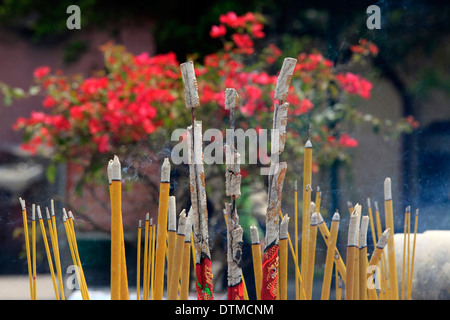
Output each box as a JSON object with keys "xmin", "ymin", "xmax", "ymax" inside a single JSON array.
[
  {"xmin": 336, "ymin": 72, "xmax": 373, "ymax": 99},
  {"xmin": 338, "ymin": 133, "xmax": 359, "ymax": 148},
  {"xmin": 350, "ymin": 39, "xmax": 379, "ymax": 57}
]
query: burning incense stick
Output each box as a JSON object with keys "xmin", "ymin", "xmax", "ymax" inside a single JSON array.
[
  {"xmin": 367, "ymin": 228, "xmax": 390, "ymax": 300},
  {"xmin": 321, "ymin": 211, "xmax": 340, "ymax": 300},
  {"xmin": 250, "ymin": 225, "xmax": 262, "ymax": 300},
  {"xmin": 345, "ymin": 205, "xmax": 360, "ymax": 300},
  {"xmin": 154, "ymin": 158, "xmax": 171, "ymax": 300},
  {"xmin": 359, "ymin": 215, "xmax": 370, "ymax": 300},
  {"xmin": 32, "ymin": 204, "xmax": 37, "ymax": 300},
  {"xmin": 384, "ymin": 178, "xmax": 399, "ymax": 300},
  {"xmin": 137, "ymin": 220, "xmax": 142, "ymax": 300},
  {"xmin": 181, "ymin": 61, "xmax": 214, "ymax": 300},
  {"xmin": 45, "ymin": 207, "xmax": 63, "ymax": 299},
  {"xmin": 36, "ymin": 206, "xmax": 59, "ymax": 300},
  {"xmin": 167, "ymin": 196, "xmax": 177, "ymax": 291},
  {"xmin": 408, "ymin": 209, "xmax": 419, "ymax": 300},
  {"xmin": 180, "ymin": 213, "xmax": 192, "ymax": 300},
  {"xmin": 143, "ymin": 213, "xmax": 149, "ymax": 300},
  {"xmin": 168, "ymin": 209, "xmax": 187, "ymax": 300},
  {"xmin": 225, "ymin": 203, "xmax": 244, "ymax": 300},
  {"xmin": 317, "ymin": 212, "xmax": 347, "ymax": 284},
  {"xmin": 305, "ymin": 210, "xmax": 318, "ymax": 299},
  {"xmin": 49, "ymin": 201, "xmax": 64, "ymax": 300},
  {"xmin": 68, "ymin": 211, "xmax": 90, "ymax": 300},
  {"xmin": 19, "ymin": 198, "xmax": 33, "ymax": 300},
  {"xmin": 279, "ymin": 215, "xmax": 289, "ymax": 300}
]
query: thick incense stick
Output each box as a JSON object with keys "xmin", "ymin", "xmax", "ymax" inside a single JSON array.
[
  {"xmin": 167, "ymin": 196, "xmax": 177, "ymax": 291},
  {"xmin": 180, "ymin": 213, "xmax": 192, "ymax": 300},
  {"xmin": 367, "ymin": 229, "xmax": 390, "ymax": 300},
  {"xmin": 321, "ymin": 211, "xmax": 340, "ymax": 300},
  {"xmin": 359, "ymin": 215, "xmax": 369, "ymax": 300},
  {"xmin": 384, "ymin": 178, "xmax": 399, "ymax": 300},
  {"xmin": 108, "ymin": 156, "xmax": 122, "ymax": 300},
  {"xmin": 49, "ymin": 201, "xmax": 64, "ymax": 300},
  {"xmin": 317, "ymin": 212, "xmax": 347, "ymax": 284},
  {"xmin": 301, "ymin": 141, "xmax": 312, "ymax": 294},
  {"xmin": 279, "ymin": 215, "xmax": 289, "ymax": 300},
  {"xmin": 154, "ymin": 158, "xmax": 171, "ymax": 300},
  {"xmin": 137, "ymin": 220, "xmax": 142, "ymax": 300},
  {"xmin": 353, "ymin": 204, "xmax": 362, "ymax": 300},
  {"xmin": 37, "ymin": 206, "xmax": 59, "ymax": 300},
  {"xmin": 19, "ymin": 198, "xmax": 33, "ymax": 300},
  {"xmin": 345, "ymin": 205, "xmax": 360, "ymax": 300},
  {"xmin": 181, "ymin": 61, "xmax": 214, "ymax": 300},
  {"xmin": 167, "ymin": 209, "xmax": 187, "ymax": 300},
  {"xmin": 250, "ymin": 225, "xmax": 262, "ymax": 300},
  {"xmin": 225, "ymin": 202, "xmax": 244, "ymax": 300},
  {"xmin": 305, "ymin": 209, "xmax": 318, "ymax": 299}
]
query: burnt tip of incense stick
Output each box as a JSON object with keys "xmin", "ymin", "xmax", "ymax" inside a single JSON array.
[
  {"xmin": 51, "ymin": 199, "xmax": 55, "ymax": 216},
  {"xmin": 305, "ymin": 139, "xmax": 312, "ymax": 148},
  {"xmin": 377, "ymin": 229, "xmax": 390, "ymax": 248},
  {"xmin": 138, "ymin": 220, "xmax": 142, "ymax": 228},
  {"xmin": 110, "ymin": 155, "xmax": 121, "ymax": 181},
  {"xmin": 310, "ymin": 202, "xmax": 316, "ymax": 214},
  {"xmin": 145, "ymin": 212, "xmax": 149, "ymax": 221},
  {"xmin": 149, "ymin": 218, "xmax": 153, "ymax": 225},
  {"xmin": 168, "ymin": 195, "xmax": 177, "ymax": 232},
  {"xmin": 19, "ymin": 197, "xmax": 25, "ymax": 211},
  {"xmin": 294, "ymin": 180, "xmax": 298, "ymax": 191},
  {"xmin": 161, "ymin": 157, "xmax": 171, "ymax": 183},
  {"xmin": 354, "ymin": 203, "xmax": 362, "ymax": 216},
  {"xmin": 347, "ymin": 201, "xmax": 353, "ymax": 208},
  {"xmin": 384, "ymin": 177, "xmax": 392, "ymax": 200},
  {"xmin": 359, "ymin": 216, "xmax": 370, "ymax": 248},
  {"xmin": 184, "ymin": 213, "xmax": 192, "ymax": 243},
  {"xmin": 62, "ymin": 208, "xmax": 68, "ymax": 220},
  {"xmin": 348, "ymin": 212, "xmax": 360, "ymax": 246},
  {"xmin": 280, "ymin": 215, "xmax": 290, "ymax": 239},
  {"xmin": 317, "ymin": 212, "xmax": 324, "ymax": 225},
  {"xmin": 36, "ymin": 205, "xmax": 42, "ymax": 220},
  {"xmin": 177, "ymin": 209, "xmax": 187, "ymax": 235},
  {"xmin": 374, "ymin": 201, "xmax": 379, "ymax": 212},
  {"xmin": 332, "ymin": 211, "xmax": 340, "ymax": 222},
  {"xmin": 45, "ymin": 207, "xmax": 51, "ymax": 220},
  {"xmin": 406, "ymin": 205, "xmax": 411, "ymax": 213},
  {"xmin": 367, "ymin": 197, "xmax": 372, "ymax": 209},
  {"xmin": 225, "ymin": 88, "xmax": 239, "ymax": 110},
  {"xmin": 250, "ymin": 225, "xmax": 260, "ymax": 245},
  {"xmin": 416, "ymin": 208, "xmax": 419, "ymax": 216},
  {"xmin": 68, "ymin": 211, "xmax": 74, "ymax": 219},
  {"xmin": 274, "ymin": 57, "xmax": 297, "ymax": 101},
  {"xmin": 32, "ymin": 204, "xmax": 36, "ymax": 220},
  {"xmin": 310, "ymin": 212, "xmax": 318, "ymax": 226}
]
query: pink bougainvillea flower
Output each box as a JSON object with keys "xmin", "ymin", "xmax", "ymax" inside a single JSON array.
[
  {"xmin": 33, "ymin": 66, "xmax": 50, "ymax": 79},
  {"xmin": 210, "ymin": 24, "xmax": 227, "ymax": 38},
  {"xmin": 336, "ymin": 72, "xmax": 373, "ymax": 99},
  {"xmin": 338, "ymin": 133, "xmax": 359, "ymax": 148}
]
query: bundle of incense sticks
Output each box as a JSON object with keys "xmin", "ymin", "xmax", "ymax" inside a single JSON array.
[{"xmin": 18, "ymin": 197, "xmax": 89, "ymax": 300}]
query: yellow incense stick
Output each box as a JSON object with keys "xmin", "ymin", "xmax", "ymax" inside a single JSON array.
[
  {"xmin": 147, "ymin": 219, "xmax": 153, "ymax": 299},
  {"xmin": 407, "ymin": 209, "xmax": 419, "ymax": 300},
  {"xmin": 250, "ymin": 226, "xmax": 262, "ymax": 300},
  {"xmin": 150, "ymin": 217, "xmax": 156, "ymax": 299},
  {"xmin": 68, "ymin": 211, "xmax": 90, "ymax": 300},
  {"xmin": 154, "ymin": 158, "xmax": 171, "ymax": 300},
  {"xmin": 384, "ymin": 178, "xmax": 399, "ymax": 300},
  {"xmin": 345, "ymin": 207, "xmax": 360, "ymax": 300},
  {"xmin": 401, "ymin": 206, "xmax": 409, "ymax": 299},
  {"xmin": 108, "ymin": 156, "xmax": 122, "ymax": 300},
  {"xmin": 294, "ymin": 181, "xmax": 299, "ymax": 300},
  {"xmin": 49, "ymin": 202, "xmax": 64, "ymax": 300},
  {"xmin": 279, "ymin": 215, "xmax": 289, "ymax": 300},
  {"xmin": 367, "ymin": 229, "xmax": 390, "ymax": 300},
  {"xmin": 359, "ymin": 216, "xmax": 370, "ymax": 300},
  {"xmin": 180, "ymin": 214, "xmax": 192, "ymax": 300},
  {"xmin": 119, "ymin": 213, "xmax": 129, "ymax": 300},
  {"xmin": 137, "ymin": 220, "xmax": 142, "ymax": 300},
  {"xmin": 301, "ymin": 140, "xmax": 312, "ymax": 293},
  {"xmin": 167, "ymin": 210, "xmax": 186, "ymax": 300},
  {"xmin": 305, "ymin": 210, "xmax": 318, "ymax": 299},
  {"xmin": 374, "ymin": 201, "xmax": 389, "ymax": 299},
  {"xmin": 19, "ymin": 198, "xmax": 33, "ymax": 300},
  {"xmin": 45, "ymin": 207, "xmax": 62, "ymax": 299},
  {"xmin": 36, "ymin": 206, "xmax": 59, "ymax": 300},
  {"xmin": 167, "ymin": 196, "xmax": 177, "ymax": 293},
  {"xmin": 406, "ymin": 207, "xmax": 411, "ymax": 299},
  {"xmin": 353, "ymin": 206, "xmax": 362, "ymax": 300},
  {"xmin": 321, "ymin": 211, "xmax": 340, "ymax": 300},
  {"xmin": 31, "ymin": 204, "xmax": 37, "ymax": 300},
  {"xmin": 143, "ymin": 214, "xmax": 150, "ymax": 300}
]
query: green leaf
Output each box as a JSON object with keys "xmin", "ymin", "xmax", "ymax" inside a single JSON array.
[{"xmin": 46, "ymin": 163, "xmax": 57, "ymax": 184}]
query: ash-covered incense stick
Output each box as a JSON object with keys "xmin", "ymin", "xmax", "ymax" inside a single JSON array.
[
  {"xmin": 167, "ymin": 196, "xmax": 177, "ymax": 289},
  {"xmin": 167, "ymin": 209, "xmax": 187, "ymax": 300},
  {"xmin": 359, "ymin": 215, "xmax": 370, "ymax": 300},
  {"xmin": 261, "ymin": 57, "xmax": 296, "ymax": 300},
  {"xmin": 181, "ymin": 61, "xmax": 214, "ymax": 300},
  {"xmin": 367, "ymin": 228, "xmax": 390, "ymax": 300},
  {"xmin": 384, "ymin": 177, "xmax": 399, "ymax": 300},
  {"xmin": 321, "ymin": 211, "xmax": 340, "ymax": 300},
  {"xmin": 345, "ymin": 204, "xmax": 361, "ymax": 300},
  {"xmin": 225, "ymin": 202, "xmax": 244, "ymax": 300},
  {"xmin": 180, "ymin": 213, "xmax": 192, "ymax": 300},
  {"xmin": 305, "ymin": 210, "xmax": 318, "ymax": 299}
]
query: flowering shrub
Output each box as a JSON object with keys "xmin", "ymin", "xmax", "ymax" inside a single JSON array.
[{"xmin": 3, "ymin": 11, "xmax": 417, "ymax": 184}]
